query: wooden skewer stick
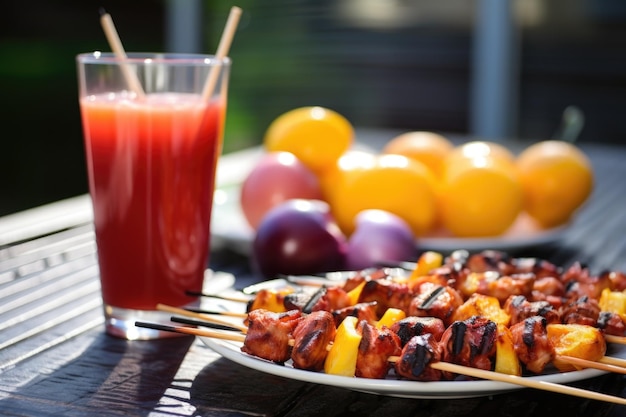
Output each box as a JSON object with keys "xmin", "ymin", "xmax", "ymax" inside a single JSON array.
[
  {"xmin": 185, "ymin": 306, "xmax": 249, "ymax": 318},
  {"xmin": 557, "ymin": 355, "xmax": 626, "ymax": 375},
  {"xmin": 156, "ymin": 304, "xmax": 248, "ymax": 333},
  {"xmin": 134, "ymin": 321, "xmax": 626, "ymax": 406},
  {"xmin": 160, "ymin": 302, "xmax": 626, "ymax": 374},
  {"xmin": 599, "ymin": 355, "xmax": 626, "ymax": 367},
  {"xmin": 135, "ymin": 321, "xmax": 246, "ymax": 342},
  {"xmin": 170, "ymin": 316, "xmax": 245, "ymax": 333},
  {"xmin": 604, "ymin": 334, "xmax": 626, "ymax": 345},
  {"xmin": 185, "ymin": 290, "xmax": 251, "ymax": 304},
  {"xmin": 430, "ymin": 361, "xmax": 626, "ymax": 406}
]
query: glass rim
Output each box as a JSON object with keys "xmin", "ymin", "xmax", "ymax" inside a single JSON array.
[{"xmin": 77, "ymin": 51, "xmax": 231, "ymax": 66}]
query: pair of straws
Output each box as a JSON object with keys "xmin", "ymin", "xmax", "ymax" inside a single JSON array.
[{"xmin": 99, "ymin": 6, "xmax": 242, "ymax": 101}]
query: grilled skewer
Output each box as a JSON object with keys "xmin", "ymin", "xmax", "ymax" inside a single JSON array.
[{"xmin": 134, "ymin": 320, "xmax": 626, "ymax": 406}]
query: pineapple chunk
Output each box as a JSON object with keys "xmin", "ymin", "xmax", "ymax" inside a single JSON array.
[
  {"xmin": 547, "ymin": 324, "xmax": 607, "ymax": 372},
  {"xmin": 599, "ymin": 288, "xmax": 626, "ymax": 322},
  {"xmin": 324, "ymin": 316, "xmax": 362, "ymax": 376},
  {"xmin": 376, "ymin": 308, "xmax": 406, "ymax": 329},
  {"xmin": 248, "ymin": 288, "xmax": 295, "ymax": 313},
  {"xmin": 495, "ymin": 324, "xmax": 522, "ymax": 376},
  {"xmin": 347, "ymin": 281, "xmax": 366, "ymax": 306},
  {"xmin": 409, "ymin": 251, "xmax": 444, "ymax": 280},
  {"xmin": 452, "ymin": 293, "xmax": 511, "ymax": 326}
]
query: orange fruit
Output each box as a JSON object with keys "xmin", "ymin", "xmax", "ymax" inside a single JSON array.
[
  {"xmin": 516, "ymin": 140, "xmax": 593, "ymax": 228},
  {"xmin": 446, "ymin": 140, "xmax": 516, "ymax": 168},
  {"xmin": 318, "ymin": 150, "xmax": 376, "ymax": 204},
  {"xmin": 264, "ymin": 106, "xmax": 354, "ymax": 174},
  {"xmin": 382, "ymin": 131, "xmax": 453, "ymax": 178},
  {"xmin": 439, "ymin": 151, "xmax": 523, "ymax": 237},
  {"xmin": 327, "ymin": 154, "xmax": 438, "ymax": 236}
]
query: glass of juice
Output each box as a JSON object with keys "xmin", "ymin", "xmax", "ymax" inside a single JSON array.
[{"xmin": 76, "ymin": 52, "xmax": 230, "ymax": 339}]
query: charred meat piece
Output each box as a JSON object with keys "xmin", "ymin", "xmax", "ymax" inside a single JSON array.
[
  {"xmin": 597, "ymin": 311, "xmax": 626, "ymax": 336},
  {"xmin": 408, "ymin": 266, "xmax": 458, "ymax": 292},
  {"xmin": 457, "ymin": 271, "xmax": 535, "ymax": 305},
  {"xmin": 332, "ymin": 302, "xmax": 379, "ymax": 328},
  {"xmin": 358, "ymin": 279, "xmax": 415, "ymax": 317},
  {"xmin": 283, "ymin": 286, "xmax": 352, "ymax": 313},
  {"xmin": 562, "ymin": 262, "xmax": 611, "ymax": 300},
  {"xmin": 509, "ymin": 316, "xmax": 555, "ymax": 374},
  {"xmin": 342, "ymin": 268, "xmax": 393, "ymax": 292},
  {"xmin": 503, "ymin": 295, "xmax": 561, "ymax": 326},
  {"xmin": 510, "ymin": 257, "xmax": 561, "ymax": 280},
  {"xmin": 531, "ymin": 276, "xmax": 566, "ymax": 302},
  {"xmin": 355, "ymin": 320, "xmax": 402, "ymax": 379},
  {"xmin": 560, "ymin": 296, "xmax": 600, "ymax": 327},
  {"xmin": 394, "ymin": 334, "xmax": 443, "ymax": 381},
  {"xmin": 312, "ymin": 286, "xmax": 352, "ymax": 312},
  {"xmin": 440, "ymin": 316, "xmax": 497, "ymax": 373},
  {"xmin": 408, "ymin": 283, "xmax": 464, "ymax": 326},
  {"xmin": 390, "ymin": 316, "xmax": 446, "ymax": 347},
  {"xmin": 242, "ymin": 309, "xmax": 303, "ymax": 363},
  {"xmin": 604, "ymin": 270, "xmax": 626, "ymax": 292},
  {"xmin": 465, "ymin": 250, "xmax": 511, "ymax": 273},
  {"xmin": 486, "ymin": 273, "xmax": 536, "ymax": 305},
  {"xmin": 283, "ymin": 290, "xmax": 314, "ymax": 312},
  {"xmin": 291, "ymin": 311, "xmax": 336, "ymax": 371}
]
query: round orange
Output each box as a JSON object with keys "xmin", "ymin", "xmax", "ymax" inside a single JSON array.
[
  {"xmin": 439, "ymin": 152, "xmax": 523, "ymax": 237},
  {"xmin": 328, "ymin": 154, "xmax": 438, "ymax": 236},
  {"xmin": 446, "ymin": 140, "xmax": 516, "ymax": 168},
  {"xmin": 382, "ymin": 131, "xmax": 453, "ymax": 178},
  {"xmin": 263, "ymin": 106, "xmax": 354, "ymax": 174},
  {"xmin": 516, "ymin": 140, "xmax": 593, "ymax": 228},
  {"xmin": 318, "ymin": 150, "xmax": 376, "ymax": 204}
]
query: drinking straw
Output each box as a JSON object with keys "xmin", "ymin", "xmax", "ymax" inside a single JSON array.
[
  {"xmin": 99, "ymin": 9, "xmax": 146, "ymax": 99},
  {"xmin": 201, "ymin": 6, "xmax": 242, "ymax": 101}
]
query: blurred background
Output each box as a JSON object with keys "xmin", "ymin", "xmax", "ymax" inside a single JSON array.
[{"xmin": 1, "ymin": 0, "xmax": 625, "ymax": 217}]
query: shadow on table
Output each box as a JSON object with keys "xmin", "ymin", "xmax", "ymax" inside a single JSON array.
[
  {"xmin": 0, "ymin": 332, "xmax": 195, "ymax": 416},
  {"xmin": 188, "ymin": 347, "xmax": 625, "ymax": 417}
]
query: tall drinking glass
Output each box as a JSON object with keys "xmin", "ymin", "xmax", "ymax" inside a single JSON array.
[{"xmin": 77, "ymin": 52, "xmax": 230, "ymax": 339}]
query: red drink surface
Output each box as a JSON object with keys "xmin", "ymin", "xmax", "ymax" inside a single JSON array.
[{"xmin": 80, "ymin": 92, "xmax": 224, "ymax": 310}]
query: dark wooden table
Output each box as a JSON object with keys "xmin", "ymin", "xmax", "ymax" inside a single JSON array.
[{"xmin": 2, "ymin": 139, "xmax": 626, "ymax": 417}]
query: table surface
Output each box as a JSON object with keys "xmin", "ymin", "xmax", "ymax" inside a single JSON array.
[{"xmin": 2, "ymin": 139, "xmax": 626, "ymax": 417}]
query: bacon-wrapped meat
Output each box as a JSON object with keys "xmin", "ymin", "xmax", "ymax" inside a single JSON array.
[{"xmin": 242, "ymin": 309, "xmax": 303, "ymax": 363}]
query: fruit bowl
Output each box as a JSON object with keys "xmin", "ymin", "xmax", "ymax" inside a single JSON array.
[{"xmin": 210, "ymin": 181, "xmax": 567, "ymax": 255}]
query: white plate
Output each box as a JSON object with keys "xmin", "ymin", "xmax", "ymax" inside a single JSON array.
[
  {"xmin": 210, "ymin": 181, "xmax": 567, "ymax": 255},
  {"xmin": 200, "ymin": 336, "xmax": 622, "ymax": 399}
]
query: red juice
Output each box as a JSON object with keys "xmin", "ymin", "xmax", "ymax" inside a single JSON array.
[{"xmin": 80, "ymin": 92, "xmax": 224, "ymax": 310}]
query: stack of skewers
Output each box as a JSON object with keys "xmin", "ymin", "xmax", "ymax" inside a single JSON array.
[{"xmin": 137, "ymin": 249, "xmax": 626, "ymax": 405}]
